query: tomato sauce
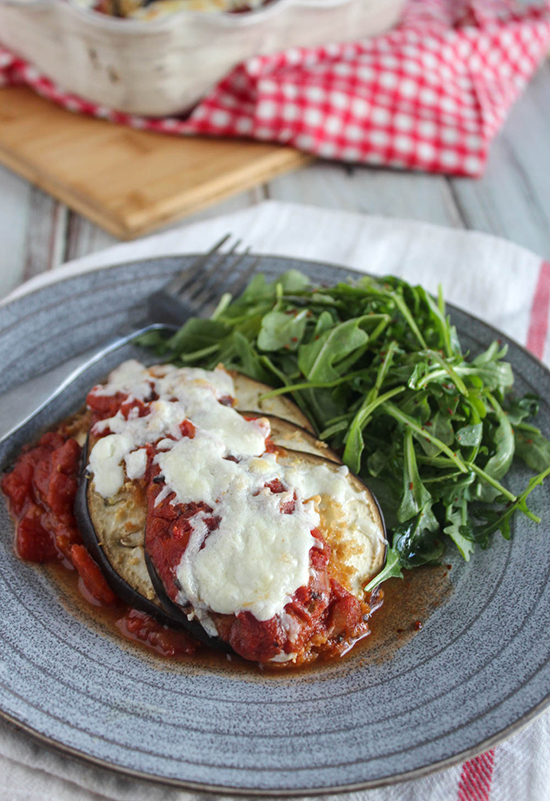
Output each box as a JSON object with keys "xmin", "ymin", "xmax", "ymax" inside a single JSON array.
[{"xmin": 1, "ymin": 422, "xmax": 199, "ymax": 659}]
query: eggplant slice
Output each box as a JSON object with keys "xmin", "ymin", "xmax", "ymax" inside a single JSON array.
[
  {"xmin": 75, "ymin": 436, "xmax": 232, "ymax": 649},
  {"xmin": 249, "ymin": 413, "xmax": 341, "ymax": 464},
  {"xmin": 74, "ymin": 410, "xmax": 333, "ymax": 649},
  {"xmin": 231, "ymin": 372, "xmax": 315, "ymax": 434},
  {"xmin": 274, "ymin": 449, "xmax": 387, "ymax": 599},
  {"xmin": 77, "ymin": 433, "xmax": 387, "ymax": 649},
  {"xmin": 144, "ymin": 447, "xmax": 387, "ymax": 645}
]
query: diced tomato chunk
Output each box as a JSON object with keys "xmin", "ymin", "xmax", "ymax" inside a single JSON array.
[
  {"xmin": 228, "ymin": 612, "xmax": 286, "ymax": 663},
  {"xmin": 266, "ymin": 478, "xmax": 286, "ymax": 494},
  {"xmin": 46, "ymin": 471, "xmax": 79, "ymax": 516},
  {"xmin": 264, "ymin": 437, "xmax": 278, "ymax": 453},
  {"xmin": 39, "ymin": 431, "xmax": 66, "ymax": 451},
  {"xmin": 116, "ymin": 609, "xmax": 199, "ymax": 657},
  {"xmin": 179, "ymin": 419, "xmax": 196, "ymax": 439},
  {"xmin": 145, "ymin": 480, "xmax": 212, "ymax": 601},
  {"xmin": 1, "ymin": 460, "xmax": 33, "ymax": 515},
  {"xmin": 3, "ymin": 431, "xmax": 82, "ymax": 566},
  {"xmin": 310, "ymin": 542, "xmax": 330, "ymax": 573},
  {"xmin": 70, "ymin": 544, "xmax": 118, "ymax": 606},
  {"xmin": 51, "ymin": 437, "xmax": 81, "ymax": 474},
  {"xmin": 32, "ymin": 456, "xmax": 53, "ymax": 499},
  {"xmin": 54, "ymin": 521, "xmax": 81, "ymax": 559},
  {"xmin": 119, "ymin": 398, "xmax": 150, "ymax": 419},
  {"xmin": 171, "ymin": 516, "xmax": 193, "ymax": 541},
  {"xmin": 281, "ymin": 494, "xmax": 296, "ymax": 515},
  {"xmin": 86, "ymin": 390, "xmax": 128, "ymax": 420},
  {"xmin": 17, "ymin": 505, "xmax": 57, "ymax": 562},
  {"xmin": 326, "ymin": 592, "xmax": 363, "ymax": 639}
]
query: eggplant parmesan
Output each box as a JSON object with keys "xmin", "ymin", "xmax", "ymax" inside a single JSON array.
[
  {"xmin": 3, "ymin": 360, "xmax": 387, "ymax": 667},
  {"xmin": 78, "ymin": 361, "xmax": 387, "ymax": 665}
]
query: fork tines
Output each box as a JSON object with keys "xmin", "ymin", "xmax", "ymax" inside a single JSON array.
[
  {"xmin": 150, "ymin": 234, "xmax": 260, "ymax": 326},
  {"xmin": 162, "ymin": 233, "xmax": 231, "ymax": 298}
]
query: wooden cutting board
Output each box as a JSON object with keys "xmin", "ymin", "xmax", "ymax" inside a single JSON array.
[{"xmin": 0, "ymin": 86, "xmax": 312, "ymax": 240}]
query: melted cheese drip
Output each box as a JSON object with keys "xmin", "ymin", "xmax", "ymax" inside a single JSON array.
[{"xmin": 88, "ymin": 433, "xmax": 133, "ymax": 498}]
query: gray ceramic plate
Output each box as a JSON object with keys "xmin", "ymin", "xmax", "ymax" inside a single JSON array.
[{"xmin": 0, "ymin": 255, "xmax": 549, "ymax": 795}]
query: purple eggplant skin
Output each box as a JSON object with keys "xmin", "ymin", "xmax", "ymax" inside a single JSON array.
[
  {"xmin": 75, "ymin": 461, "xmax": 178, "ymax": 628},
  {"xmin": 74, "ymin": 436, "xmax": 232, "ymax": 651},
  {"xmin": 144, "ymin": 551, "xmax": 232, "ymax": 653},
  {"xmin": 239, "ymin": 412, "xmax": 341, "ymax": 464}
]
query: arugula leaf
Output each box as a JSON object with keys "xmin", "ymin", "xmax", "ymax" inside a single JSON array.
[
  {"xmin": 475, "ymin": 393, "xmax": 515, "ymax": 502},
  {"xmin": 473, "ymin": 466, "xmax": 550, "ymax": 546},
  {"xmin": 298, "ymin": 318, "xmax": 369, "ymax": 382},
  {"xmin": 343, "ymin": 386, "xmax": 404, "ymax": 474},
  {"xmin": 397, "ymin": 430, "xmax": 432, "ymax": 522},
  {"xmin": 469, "ymin": 342, "xmax": 514, "ymax": 394},
  {"xmin": 443, "ymin": 504, "xmax": 475, "ymax": 561},
  {"xmin": 514, "ymin": 428, "xmax": 550, "ymax": 473},
  {"xmin": 505, "ymin": 393, "xmax": 540, "ymax": 425},
  {"xmin": 394, "ymin": 504, "xmax": 443, "ymax": 567},
  {"xmin": 456, "ymin": 423, "xmax": 483, "ymax": 448},
  {"xmin": 279, "ymin": 270, "xmax": 312, "ymax": 293},
  {"xmin": 167, "ymin": 318, "xmax": 230, "ymax": 354},
  {"xmin": 257, "ymin": 309, "xmax": 308, "ymax": 352},
  {"xmin": 231, "ymin": 332, "xmax": 274, "ymax": 384},
  {"xmin": 313, "ymin": 310, "xmax": 335, "ymax": 339},
  {"xmin": 365, "ymin": 547, "xmax": 403, "ymax": 591}
]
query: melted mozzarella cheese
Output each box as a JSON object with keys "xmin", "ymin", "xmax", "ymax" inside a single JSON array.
[
  {"xmin": 124, "ymin": 448, "xmax": 148, "ymax": 480},
  {"xmin": 155, "ymin": 434, "xmax": 241, "ymax": 509},
  {"xmin": 156, "ymin": 433, "xmax": 318, "ymax": 620},
  {"xmin": 88, "ymin": 434, "xmax": 133, "ymax": 497},
  {"xmin": 89, "ymin": 363, "xmax": 268, "ymax": 500},
  {"xmin": 91, "ymin": 360, "xmax": 153, "ymax": 400},
  {"xmin": 95, "ymin": 399, "xmax": 186, "ymax": 445},
  {"xmin": 182, "ymin": 391, "xmax": 268, "ymax": 456},
  {"xmin": 178, "ymin": 491, "xmax": 318, "ymax": 621},
  {"xmin": 155, "ymin": 364, "xmax": 234, "ymax": 401}
]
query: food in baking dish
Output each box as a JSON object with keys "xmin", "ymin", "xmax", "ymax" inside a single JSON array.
[
  {"xmin": 83, "ymin": 0, "xmax": 267, "ymax": 18},
  {"xmin": 2, "ymin": 362, "xmax": 387, "ymax": 667}
]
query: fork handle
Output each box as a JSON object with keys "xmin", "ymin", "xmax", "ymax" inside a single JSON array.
[{"xmin": 0, "ymin": 323, "xmax": 167, "ymax": 446}]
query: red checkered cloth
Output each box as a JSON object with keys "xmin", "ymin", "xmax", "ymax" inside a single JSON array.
[{"xmin": 1, "ymin": 0, "xmax": 550, "ymax": 176}]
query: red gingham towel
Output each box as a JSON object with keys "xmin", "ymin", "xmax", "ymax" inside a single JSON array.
[{"xmin": 1, "ymin": 0, "xmax": 550, "ymax": 176}]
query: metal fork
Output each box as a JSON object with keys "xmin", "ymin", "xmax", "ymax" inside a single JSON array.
[{"xmin": 0, "ymin": 236, "xmax": 259, "ymax": 445}]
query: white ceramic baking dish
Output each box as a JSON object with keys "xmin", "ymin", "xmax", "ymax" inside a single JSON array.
[{"xmin": 0, "ymin": 0, "xmax": 405, "ymax": 116}]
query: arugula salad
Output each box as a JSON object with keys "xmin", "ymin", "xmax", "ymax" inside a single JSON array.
[{"xmin": 142, "ymin": 270, "xmax": 550, "ymax": 588}]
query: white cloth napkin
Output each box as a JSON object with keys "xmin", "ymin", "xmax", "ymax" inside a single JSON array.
[{"xmin": 2, "ymin": 200, "xmax": 549, "ymax": 801}]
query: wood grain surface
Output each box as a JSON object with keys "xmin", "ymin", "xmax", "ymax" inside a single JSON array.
[{"xmin": 0, "ymin": 86, "xmax": 311, "ymax": 240}]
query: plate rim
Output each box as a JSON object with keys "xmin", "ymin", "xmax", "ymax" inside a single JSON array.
[{"xmin": 1, "ymin": 252, "xmax": 549, "ymax": 795}]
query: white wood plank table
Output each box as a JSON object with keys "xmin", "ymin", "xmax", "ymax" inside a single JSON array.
[{"xmin": 1, "ymin": 60, "xmax": 549, "ymax": 299}]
